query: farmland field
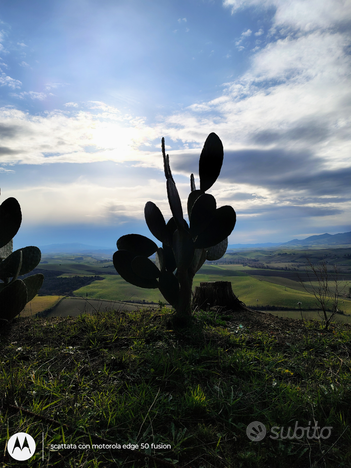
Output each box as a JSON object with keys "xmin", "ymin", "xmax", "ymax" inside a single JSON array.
[
  {"xmin": 26, "ymin": 247, "xmax": 351, "ymax": 319},
  {"xmin": 19, "ymin": 295, "xmax": 64, "ymax": 317},
  {"xmin": 40, "ymin": 297, "xmax": 155, "ymax": 318}
]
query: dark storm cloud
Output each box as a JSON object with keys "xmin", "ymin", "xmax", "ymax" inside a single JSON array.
[
  {"xmin": 251, "ymin": 120, "xmax": 331, "ymax": 145},
  {"xmin": 245, "ymin": 205, "xmax": 343, "ymax": 218},
  {"xmin": 0, "ymin": 146, "xmax": 22, "ymax": 156},
  {"xmin": 173, "ymin": 146, "xmax": 351, "ymax": 199},
  {"xmin": 282, "ymin": 196, "xmax": 350, "ymax": 205},
  {"xmin": 229, "ymin": 192, "xmax": 265, "ymax": 201},
  {"xmin": 0, "ymin": 123, "xmax": 21, "ymax": 139},
  {"xmin": 173, "ymin": 147, "xmax": 316, "ymax": 180},
  {"xmin": 222, "ymin": 149, "xmax": 351, "ymax": 197}
]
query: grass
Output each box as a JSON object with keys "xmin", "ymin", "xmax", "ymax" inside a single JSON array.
[
  {"xmin": 74, "ymin": 273, "xmax": 351, "ymax": 314},
  {"xmin": 18, "ymin": 296, "xmax": 64, "ymax": 317},
  {"xmin": 267, "ymin": 310, "xmax": 351, "ymax": 323},
  {"xmin": 1, "ymin": 307, "xmax": 351, "ymax": 467}
]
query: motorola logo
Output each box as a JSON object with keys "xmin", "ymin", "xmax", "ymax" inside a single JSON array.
[{"xmin": 7, "ymin": 432, "xmax": 36, "ymax": 461}]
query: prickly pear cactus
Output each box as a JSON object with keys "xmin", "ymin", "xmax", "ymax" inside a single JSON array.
[
  {"xmin": 113, "ymin": 133, "xmax": 236, "ymax": 323},
  {"xmin": 0, "ymin": 197, "xmax": 44, "ymax": 323}
]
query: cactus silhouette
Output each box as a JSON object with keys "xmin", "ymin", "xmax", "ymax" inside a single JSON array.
[
  {"xmin": 0, "ymin": 196, "xmax": 44, "ymax": 323},
  {"xmin": 113, "ymin": 133, "xmax": 236, "ymax": 324}
]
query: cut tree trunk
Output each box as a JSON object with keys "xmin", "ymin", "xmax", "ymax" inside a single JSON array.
[{"xmin": 193, "ymin": 281, "xmax": 247, "ymax": 311}]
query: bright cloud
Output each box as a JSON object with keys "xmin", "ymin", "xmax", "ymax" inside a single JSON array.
[
  {"xmin": 0, "ymin": 103, "xmax": 158, "ymax": 166},
  {"xmin": 224, "ymin": 0, "xmax": 351, "ymax": 31}
]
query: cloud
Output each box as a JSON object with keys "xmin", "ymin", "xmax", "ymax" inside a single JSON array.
[
  {"xmin": 0, "ymin": 73, "xmax": 22, "ymax": 89},
  {"xmin": 0, "ymin": 122, "xmax": 22, "ymax": 139},
  {"xmin": 235, "ymin": 28, "xmax": 253, "ymax": 50},
  {"xmin": 223, "ymin": 0, "xmax": 351, "ymax": 32},
  {"xmin": 45, "ymin": 82, "xmax": 68, "ymax": 91},
  {"xmin": 250, "ymin": 117, "xmax": 332, "ymax": 145},
  {"xmin": 255, "ymin": 29, "xmax": 264, "ymax": 36},
  {"xmin": 178, "ymin": 18, "xmax": 187, "ymax": 23},
  {"xmin": 0, "ymin": 166, "xmax": 15, "ymax": 172},
  {"xmin": 11, "ymin": 91, "xmax": 47, "ymax": 100},
  {"xmin": 0, "ymin": 104, "xmax": 158, "ymax": 166},
  {"xmin": 0, "ymin": 146, "xmax": 22, "ymax": 156}
]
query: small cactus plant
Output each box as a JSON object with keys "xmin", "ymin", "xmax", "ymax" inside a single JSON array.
[
  {"xmin": 0, "ymin": 196, "xmax": 44, "ymax": 323},
  {"xmin": 113, "ymin": 133, "xmax": 236, "ymax": 324}
]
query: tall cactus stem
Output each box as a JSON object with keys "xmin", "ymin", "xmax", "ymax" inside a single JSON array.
[{"xmin": 176, "ymin": 268, "xmax": 194, "ymax": 319}]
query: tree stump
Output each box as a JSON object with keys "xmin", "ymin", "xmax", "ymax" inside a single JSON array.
[{"xmin": 193, "ymin": 281, "xmax": 246, "ymax": 311}]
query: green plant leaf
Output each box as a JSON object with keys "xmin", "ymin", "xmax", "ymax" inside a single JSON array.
[
  {"xmin": 0, "ymin": 197, "xmax": 22, "ymax": 249},
  {"xmin": 19, "ymin": 246, "xmax": 41, "ymax": 275},
  {"xmin": 0, "ymin": 249, "xmax": 22, "ymax": 281},
  {"xmin": 190, "ymin": 193, "xmax": 216, "ymax": 238},
  {"xmin": 0, "ymin": 279, "xmax": 27, "ymax": 321},
  {"xmin": 163, "ymin": 243, "xmax": 177, "ymax": 273},
  {"xmin": 155, "ymin": 247, "xmax": 165, "ymax": 271},
  {"xmin": 117, "ymin": 234, "xmax": 158, "ymax": 257},
  {"xmin": 206, "ymin": 238, "xmax": 228, "ymax": 261},
  {"xmin": 132, "ymin": 256, "xmax": 160, "ymax": 280},
  {"xmin": 144, "ymin": 201, "xmax": 169, "ymax": 243},
  {"xmin": 187, "ymin": 189, "xmax": 203, "ymax": 220},
  {"xmin": 190, "ymin": 248, "xmax": 207, "ymax": 275},
  {"xmin": 194, "ymin": 206, "xmax": 236, "ymax": 249},
  {"xmin": 190, "ymin": 173, "xmax": 196, "ymax": 192},
  {"xmin": 23, "ymin": 273, "xmax": 44, "ymax": 302},
  {"xmin": 113, "ymin": 250, "xmax": 158, "ymax": 289},
  {"xmin": 167, "ymin": 178, "xmax": 184, "ymax": 228},
  {"xmin": 199, "ymin": 133, "xmax": 223, "ymax": 192}
]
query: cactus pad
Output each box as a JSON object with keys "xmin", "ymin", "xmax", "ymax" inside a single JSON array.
[{"xmin": 0, "ymin": 197, "xmax": 22, "ymax": 249}]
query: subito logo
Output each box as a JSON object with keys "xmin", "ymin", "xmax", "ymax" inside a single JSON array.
[
  {"xmin": 246, "ymin": 421, "xmax": 267, "ymax": 441},
  {"xmin": 7, "ymin": 432, "xmax": 36, "ymax": 461}
]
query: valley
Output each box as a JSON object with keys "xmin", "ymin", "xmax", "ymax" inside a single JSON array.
[{"xmin": 20, "ymin": 245, "xmax": 351, "ymax": 321}]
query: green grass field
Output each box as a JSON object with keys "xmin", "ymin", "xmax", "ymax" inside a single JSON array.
[
  {"xmin": 72, "ymin": 264, "xmax": 351, "ymax": 315},
  {"xmin": 2, "ymin": 307, "xmax": 351, "ymax": 467}
]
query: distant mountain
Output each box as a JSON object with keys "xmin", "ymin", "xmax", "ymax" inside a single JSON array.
[
  {"xmin": 228, "ymin": 231, "xmax": 351, "ymax": 250},
  {"xmin": 39, "ymin": 243, "xmax": 114, "ymax": 254},
  {"xmin": 39, "ymin": 232, "xmax": 351, "ymax": 255},
  {"xmin": 282, "ymin": 231, "xmax": 351, "ymax": 246}
]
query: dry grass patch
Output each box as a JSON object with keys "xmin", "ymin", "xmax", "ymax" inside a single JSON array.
[{"xmin": 19, "ymin": 295, "xmax": 64, "ymax": 317}]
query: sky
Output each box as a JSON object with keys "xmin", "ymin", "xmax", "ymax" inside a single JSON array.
[{"xmin": 0, "ymin": 0, "xmax": 350, "ymax": 251}]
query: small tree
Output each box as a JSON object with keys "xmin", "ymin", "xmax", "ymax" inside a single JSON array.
[
  {"xmin": 113, "ymin": 133, "xmax": 236, "ymax": 325},
  {"xmin": 300, "ymin": 259, "xmax": 345, "ymax": 330}
]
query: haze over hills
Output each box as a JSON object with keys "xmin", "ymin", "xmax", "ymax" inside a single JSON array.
[
  {"xmin": 38, "ymin": 232, "xmax": 351, "ymax": 255},
  {"xmin": 282, "ymin": 232, "xmax": 351, "ymax": 246},
  {"xmin": 39, "ymin": 243, "xmax": 115, "ymax": 255},
  {"xmin": 228, "ymin": 232, "xmax": 351, "ymax": 249}
]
